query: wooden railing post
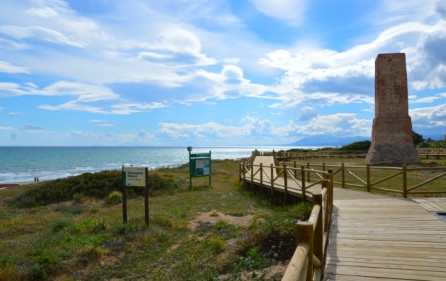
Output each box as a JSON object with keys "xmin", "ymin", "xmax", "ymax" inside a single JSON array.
[
  {"xmin": 296, "ymin": 222, "xmax": 314, "ymax": 281},
  {"xmin": 284, "ymin": 164, "xmax": 288, "ymax": 201},
  {"xmin": 402, "ymin": 164, "xmax": 408, "ymax": 198},
  {"xmin": 250, "ymin": 163, "xmax": 254, "ymax": 188},
  {"xmin": 294, "ymin": 161, "xmax": 297, "ymax": 179},
  {"xmin": 260, "ymin": 163, "xmax": 263, "ymax": 190},
  {"xmin": 327, "ymin": 170, "xmax": 334, "ymax": 222},
  {"xmin": 301, "ymin": 165, "xmax": 306, "ymax": 202},
  {"xmin": 270, "ymin": 164, "xmax": 274, "ymax": 196},
  {"xmin": 322, "ymin": 163, "xmax": 325, "ymax": 171},
  {"xmin": 242, "ymin": 162, "xmax": 246, "ymax": 182},
  {"xmin": 366, "ymin": 164, "xmax": 371, "ymax": 192},
  {"xmin": 307, "ymin": 162, "xmax": 311, "ymax": 183},
  {"xmin": 312, "ymin": 193, "xmax": 324, "ymax": 277},
  {"xmin": 341, "ymin": 162, "xmax": 345, "ymax": 188}
]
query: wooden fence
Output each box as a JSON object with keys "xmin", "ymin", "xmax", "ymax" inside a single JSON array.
[
  {"xmin": 239, "ymin": 157, "xmax": 334, "ymax": 281},
  {"xmin": 239, "ymin": 160, "xmax": 333, "ymax": 202},
  {"xmin": 262, "ymin": 148, "xmax": 446, "ymax": 161},
  {"xmin": 281, "ymin": 162, "xmax": 446, "ymax": 198},
  {"xmin": 281, "ymin": 182, "xmax": 333, "ymax": 281}
]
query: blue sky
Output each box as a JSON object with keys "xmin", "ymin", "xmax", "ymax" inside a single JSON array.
[{"xmin": 1, "ymin": 0, "xmax": 445, "ymax": 146}]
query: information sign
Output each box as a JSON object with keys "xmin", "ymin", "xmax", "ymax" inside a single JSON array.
[
  {"xmin": 187, "ymin": 147, "xmax": 211, "ymax": 189},
  {"xmin": 123, "ymin": 167, "xmax": 146, "ymax": 187},
  {"xmin": 121, "ymin": 166, "xmax": 149, "ymax": 226}
]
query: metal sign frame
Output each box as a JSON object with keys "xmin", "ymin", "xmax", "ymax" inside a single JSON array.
[{"xmin": 187, "ymin": 147, "xmax": 211, "ymax": 189}]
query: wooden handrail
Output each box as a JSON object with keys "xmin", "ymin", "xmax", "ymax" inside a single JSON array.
[
  {"xmin": 278, "ymin": 161, "xmax": 446, "ymax": 198},
  {"xmin": 282, "ymin": 171, "xmax": 334, "ymax": 281}
]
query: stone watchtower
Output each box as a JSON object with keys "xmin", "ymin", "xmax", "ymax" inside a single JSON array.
[{"xmin": 366, "ymin": 53, "xmax": 420, "ymax": 165}]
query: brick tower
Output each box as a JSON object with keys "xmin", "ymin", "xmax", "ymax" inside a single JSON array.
[{"xmin": 366, "ymin": 53, "xmax": 420, "ymax": 165}]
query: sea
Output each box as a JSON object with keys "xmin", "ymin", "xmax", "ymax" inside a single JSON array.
[{"xmin": 0, "ymin": 146, "xmax": 306, "ymax": 183}]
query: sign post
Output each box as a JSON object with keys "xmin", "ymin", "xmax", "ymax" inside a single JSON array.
[
  {"xmin": 122, "ymin": 166, "xmax": 149, "ymax": 225},
  {"xmin": 187, "ymin": 147, "xmax": 211, "ymax": 189}
]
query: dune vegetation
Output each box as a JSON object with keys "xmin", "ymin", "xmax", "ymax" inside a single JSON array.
[{"xmin": 0, "ymin": 160, "xmax": 312, "ymax": 281}]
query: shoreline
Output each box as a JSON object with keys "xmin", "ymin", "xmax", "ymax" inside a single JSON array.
[{"xmin": 0, "ymin": 181, "xmax": 38, "ymax": 189}]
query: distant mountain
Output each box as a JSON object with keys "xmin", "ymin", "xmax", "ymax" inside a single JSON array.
[{"xmin": 288, "ymin": 135, "xmax": 370, "ymax": 147}]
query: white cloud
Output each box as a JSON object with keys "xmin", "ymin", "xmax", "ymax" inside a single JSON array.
[
  {"xmin": 136, "ymin": 27, "xmax": 217, "ymax": 67},
  {"xmin": 272, "ymin": 113, "xmax": 371, "ymax": 137},
  {"xmin": 0, "ymin": 38, "xmax": 28, "ymax": 50},
  {"xmin": 43, "ymin": 81, "xmax": 119, "ymax": 101},
  {"xmin": 411, "ymin": 104, "xmax": 446, "ymax": 127},
  {"xmin": 0, "ymin": 82, "xmax": 27, "ymax": 96},
  {"xmin": 412, "ymin": 96, "xmax": 441, "ymax": 103},
  {"xmin": 0, "ymin": 61, "xmax": 30, "ymax": 74},
  {"xmin": 250, "ymin": 0, "xmax": 307, "ymax": 26},
  {"xmin": 25, "ymin": 6, "xmax": 59, "ymax": 18},
  {"xmin": 158, "ymin": 121, "xmax": 249, "ymax": 139},
  {"xmin": 39, "ymin": 101, "xmax": 109, "ymax": 114}
]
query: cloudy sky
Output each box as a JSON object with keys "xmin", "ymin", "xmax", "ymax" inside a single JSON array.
[{"xmin": 1, "ymin": 0, "xmax": 445, "ymax": 146}]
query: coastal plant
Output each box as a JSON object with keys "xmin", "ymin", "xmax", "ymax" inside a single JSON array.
[
  {"xmin": 51, "ymin": 219, "xmax": 73, "ymax": 233},
  {"xmin": 203, "ymin": 235, "xmax": 226, "ymax": 254},
  {"xmin": 73, "ymin": 192, "xmax": 86, "ymax": 203},
  {"xmin": 77, "ymin": 245, "xmax": 108, "ymax": 265},
  {"xmin": 92, "ymin": 218, "xmax": 110, "ymax": 233},
  {"xmin": 235, "ymin": 246, "xmax": 274, "ymax": 271},
  {"xmin": 0, "ymin": 265, "xmax": 20, "ymax": 281},
  {"xmin": 148, "ymin": 172, "xmax": 181, "ymax": 195},
  {"xmin": 11, "ymin": 169, "xmax": 183, "ymax": 208},
  {"xmin": 237, "ymin": 202, "xmax": 312, "ymax": 261},
  {"xmin": 104, "ymin": 190, "xmax": 122, "ymax": 205},
  {"xmin": 27, "ymin": 248, "xmax": 59, "ymax": 280}
]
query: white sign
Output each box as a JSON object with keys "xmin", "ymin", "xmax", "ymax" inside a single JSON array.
[
  {"xmin": 123, "ymin": 167, "xmax": 146, "ymax": 187},
  {"xmin": 195, "ymin": 159, "xmax": 210, "ymax": 176}
]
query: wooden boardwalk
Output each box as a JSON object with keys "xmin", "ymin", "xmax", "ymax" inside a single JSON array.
[
  {"xmin": 242, "ymin": 156, "xmax": 446, "ymax": 280},
  {"xmin": 242, "ymin": 156, "xmax": 324, "ymax": 201},
  {"xmin": 324, "ymin": 195, "xmax": 446, "ymax": 281}
]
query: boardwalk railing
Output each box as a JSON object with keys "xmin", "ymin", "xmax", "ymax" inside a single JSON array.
[
  {"xmin": 265, "ymin": 148, "xmax": 446, "ymax": 161},
  {"xmin": 282, "ymin": 162, "xmax": 446, "ymax": 198},
  {"xmin": 281, "ymin": 175, "xmax": 333, "ymax": 281},
  {"xmin": 239, "ymin": 155, "xmax": 334, "ymax": 281},
  {"xmin": 239, "ymin": 160, "xmax": 333, "ymax": 201}
]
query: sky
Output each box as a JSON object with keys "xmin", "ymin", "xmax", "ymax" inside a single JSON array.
[{"xmin": 0, "ymin": 0, "xmax": 446, "ymax": 147}]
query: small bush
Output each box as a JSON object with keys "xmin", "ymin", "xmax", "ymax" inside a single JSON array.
[
  {"xmin": 204, "ymin": 235, "xmax": 226, "ymax": 254},
  {"xmin": 235, "ymin": 247, "xmax": 274, "ymax": 271},
  {"xmin": 104, "ymin": 191, "xmax": 122, "ymax": 205},
  {"xmin": 92, "ymin": 219, "xmax": 110, "ymax": 233},
  {"xmin": 27, "ymin": 249, "xmax": 59, "ymax": 280},
  {"xmin": 51, "ymin": 219, "xmax": 73, "ymax": 233},
  {"xmin": 11, "ymin": 169, "xmax": 182, "ymax": 208},
  {"xmin": 0, "ymin": 265, "xmax": 20, "ymax": 281},
  {"xmin": 77, "ymin": 245, "xmax": 107, "ymax": 265},
  {"xmin": 73, "ymin": 193, "xmax": 86, "ymax": 203}
]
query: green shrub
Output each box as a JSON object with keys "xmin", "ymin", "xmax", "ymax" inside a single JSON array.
[
  {"xmin": 339, "ymin": 140, "xmax": 371, "ymax": 151},
  {"xmin": 104, "ymin": 191, "xmax": 122, "ymax": 205},
  {"xmin": 148, "ymin": 172, "xmax": 181, "ymax": 195},
  {"xmin": 73, "ymin": 192, "xmax": 86, "ymax": 203},
  {"xmin": 51, "ymin": 219, "xmax": 73, "ymax": 232},
  {"xmin": 204, "ymin": 235, "xmax": 226, "ymax": 254},
  {"xmin": 237, "ymin": 202, "xmax": 312, "ymax": 262},
  {"xmin": 11, "ymin": 170, "xmax": 182, "ymax": 208},
  {"xmin": 0, "ymin": 265, "xmax": 20, "ymax": 281},
  {"xmin": 27, "ymin": 248, "xmax": 59, "ymax": 280}
]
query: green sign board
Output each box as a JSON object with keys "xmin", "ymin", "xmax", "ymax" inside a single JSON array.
[{"xmin": 188, "ymin": 147, "xmax": 211, "ymax": 189}]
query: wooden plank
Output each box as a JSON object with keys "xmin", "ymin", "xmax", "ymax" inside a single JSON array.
[{"xmin": 325, "ymin": 197, "xmax": 446, "ymax": 281}]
